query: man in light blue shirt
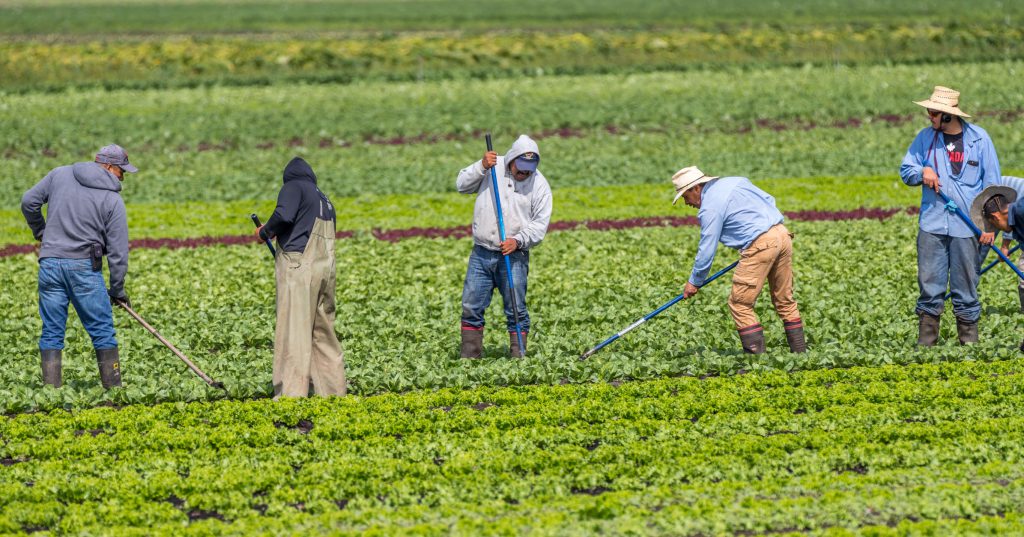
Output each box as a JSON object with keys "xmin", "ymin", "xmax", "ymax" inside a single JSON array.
[
  {"xmin": 674, "ymin": 166, "xmax": 805, "ymax": 354},
  {"xmin": 899, "ymin": 86, "xmax": 1000, "ymax": 346}
]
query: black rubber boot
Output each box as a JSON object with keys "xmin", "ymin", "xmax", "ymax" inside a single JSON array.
[
  {"xmin": 460, "ymin": 328, "xmax": 483, "ymax": 359},
  {"xmin": 783, "ymin": 319, "xmax": 807, "ymax": 353},
  {"xmin": 1018, "ymin": 287, "xmax": 1024, "ymax": 314},
  {"xmin": 41, "ymin": 349, "xmax": 62, "ymax": 388},
  {"xmin": 956, "ymin": 318, "xmax": 978, "ymax": 345},
  {"xmin": 509, "ymin": 331, "xmax": 527, "ymax": 358},
  {"xmin": 96, "ymin": 347, "xmax": 122, "ymax": 389},
  {"xmin": 738, "ymin": 324, "xmax": 765, "ymax": 354},
  {"xmin": 917, "ymin": 313, "xmax": 940, "ymax": 347}
]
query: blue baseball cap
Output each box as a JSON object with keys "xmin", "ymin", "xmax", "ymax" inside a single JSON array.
[
  {"xmin": 514, "ymin": 152, "xmax": 539, "ymax": 173},
  {"xmin": 95, "ymin": 144, "xmax": 138, "ymax": 173}
]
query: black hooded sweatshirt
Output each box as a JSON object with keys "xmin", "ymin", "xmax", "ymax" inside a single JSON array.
[{"xmin": 260, "ymin": 157, "xmax": 336, "ymax": 253}]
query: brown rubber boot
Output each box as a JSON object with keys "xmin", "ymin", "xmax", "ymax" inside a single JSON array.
[
  {"xmin": 738, "ymin": 324, "xmax": 765, "ymax": 354},
  {"xmin": 917, "ymin": 313, "xmax": 940, "ymax": 347},
  {"xmin": 509, "ymin": 331, "xmax": 527, "ymax": 358},
  {"xmin": 956, "ymin": 318, "xmax": 978, "ymax": 345},
  {"xmin": 41, "ymin": 349, "xmax": 62, "ymax": 388},
  {"xmin": 460, "ymin": 327, "xmax": 483, "ymax": 359},
  {"xmin": 96, "ymin": 347, "xmax": 122, "ymax": 389},
  {"xmin": 783, "ymin": 319, "xmax": 807, "ymax": 353}
]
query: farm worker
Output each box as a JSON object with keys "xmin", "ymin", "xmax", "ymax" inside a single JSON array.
[
  {"xmin": 674, "ymin": 166, "xmax": 806, "ymax": 354},
  {"xmin": 900, "ymin": 86, "xmax": 1001, "ymax": 346},
  {"xmin": 972, "ymin": 184, "xmax": 1024, "ymax": 350},
  {"xmin": 994, "ymin": 176, "xmax": 1024, "ymax": 312},
  {"xmin": 456, "ymin": 134, "xmax": 552, "ymax": 358},
  {"xmin": 20, "ymin": 144, "xmax": 136, "ymax": 389},
  {"xmin": 255, "ymin": 157, "xmax": 346, "ymax": 398}
]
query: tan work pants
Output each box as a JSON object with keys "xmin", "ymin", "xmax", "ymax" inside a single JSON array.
[
  {"xmin": 727, "ymin": 224, "xmax": 801, "ymax": 329},
  {"xmin": 273, "ymin": 218, "xmax": 347, "ymax": 397}
]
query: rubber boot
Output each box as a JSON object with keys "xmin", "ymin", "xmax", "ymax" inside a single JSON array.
[
  {"xmin": 738, "ymin": 324, "xmax": 765, "ymax": 354},
  {"xmin": 956, "ymin": 318, "xmax": 978, "ymax": 345},
  {"xmin": 1018, "ymin": 286, "xmax": 1024, "ymax": 314},
  {"xmin": 41, "ymin": 349, "xmax": 62, "ymax": 388},
  {"xmin": 460, "ymin": 327, "xmax": 483, "ymax": 359},
  {"xmin": 509, "ymin": 331, "xmax": 527, "ymax": 358},
  {"xmin": 96, "ymin": 347, "xmax": 122, "ymax": 389},
  {"xmin": 783, "ymin": 319, "xmax": 807, "ymax": 353},
  {"xmin": 917, "ymin": 313, "xmax": 940, "ymax": 347}
]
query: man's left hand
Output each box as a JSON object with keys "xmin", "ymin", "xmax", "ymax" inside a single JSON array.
[
  {"xmin": 979, "ymin": 232, "xmax": 996, "ymax": 246},
  {"xmin": 500, "ymin": 239, "xmax": 518, "ymax": 255},
  {"xmin": 683, "ymin": 282, "xmax": 699, "ymax": 299}
]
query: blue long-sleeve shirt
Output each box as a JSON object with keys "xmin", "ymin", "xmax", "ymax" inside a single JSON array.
[
  {"xmin": 999, "ymin": 176, "xmax": 1024, "ymax": 243},
  {"xmin": 899, "ymin": 122, "xmax": 1001, "ymax": 238},
  {"xmin": 688, "ymin": 177, "xmax": 784, "ymax": 286}
]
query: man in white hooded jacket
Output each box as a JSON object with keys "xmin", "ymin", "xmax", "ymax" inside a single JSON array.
[{"xmin": 456, "ymin": 135, "xmax": 553, "ymax": 358}]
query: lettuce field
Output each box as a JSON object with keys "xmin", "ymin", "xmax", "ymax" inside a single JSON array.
[{"xmin": 3, "ymin": 0, "xmax": 1024, "ymax": 535}]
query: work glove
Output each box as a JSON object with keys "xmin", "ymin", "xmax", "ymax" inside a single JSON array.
[{"xmin": 109, "ymin": 290, "xmax": 131, "ymax": 309}]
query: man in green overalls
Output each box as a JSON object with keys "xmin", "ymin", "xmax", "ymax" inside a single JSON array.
[{"xmin": 256, "ymin": 157, "xmax": 347, "ymax": 398}]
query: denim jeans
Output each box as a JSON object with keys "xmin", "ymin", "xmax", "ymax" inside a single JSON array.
[
  {"xmin": 916, "ymin": 231, "xmax": 983, "ymax": 322},
  {"xmin": 38, "ymin": 258, "xmax": 117, "ymax": 350},
  {"xmin": 461, "ymin": 245, "xmax": 530, "ymax": 332}
]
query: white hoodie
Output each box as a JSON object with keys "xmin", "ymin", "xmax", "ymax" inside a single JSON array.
[{"xmin": 456, "ymin": 135, "xmax": 553, "ymax": 251}]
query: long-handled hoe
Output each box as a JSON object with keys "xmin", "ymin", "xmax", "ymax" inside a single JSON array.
[
  {"xmin": 117, "ymin": 302, "xmax": 226, "ymax": 390},
  {"xmin": 580, "ymin": 260, "xmax": 739, "ymax": 360}
]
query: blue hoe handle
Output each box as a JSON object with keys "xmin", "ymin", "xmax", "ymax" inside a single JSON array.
[
  {"xmin": 579, "ymin": 260, "xmax": 739, "ymax": 360},
  {"xmin": 485, "ymin": 134, "xmax": 526, "ymax": 356}
]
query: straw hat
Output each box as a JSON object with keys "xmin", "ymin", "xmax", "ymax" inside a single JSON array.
[
  {"xmin": 671, "ymin": 166, "xmax": 718, "ymax": 205},
  {"xmin": 913, "ymin": 86, "xmax": 971, "ymax": 118},
  {"xmin": 969, "ymin": 185, "xmax": 1017, "ymax": 232}
]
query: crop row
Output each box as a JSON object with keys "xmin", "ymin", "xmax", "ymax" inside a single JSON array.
[
  {"xmin": 3, "ymin": 0, "xmax": 1020, "ymax": 36},
  {"xmin": 3, "ymin": 215, "xmax": 1024, "ymax": 414},
  {"xmin": 0, "ymin": 176, "xmax": 922, "ymax": 248},
  {"xmin": 4, "ymin": 61, "xmax": 1023, "ymax": 158},
  {"xmin": 1, "ymin": 359, "xmax": 1023, "ymax": 534},
  {"xmin": 5, "ymin": 23, "xmax": 1022, "ymax": 91}
]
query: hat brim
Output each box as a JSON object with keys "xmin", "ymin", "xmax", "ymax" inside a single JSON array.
[
  {"xmin": 121, "ymin": 163, "xmax": 138, "ymax": 173},
  {"xmin": 969, "ymin": 185, "xmax": 1017, "ymax": 232},
  {"xmin": 671, "ymin": 176, "xmax": 718, "ymax": 206},
  {"xmin": 514, "ymin": 158, "xmax": 538, "ymax": 173},
  {"xmin": 914, "ymin": 100, "xmax": 971, "ymax": 118}
]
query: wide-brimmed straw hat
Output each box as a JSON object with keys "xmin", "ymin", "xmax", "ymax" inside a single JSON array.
[
  {"xmin": 970, "ymin": 185, "xmax": 1017, "ymax": 232},
  {"xmin": 914, "ymin": 86, "xmax": 971, "ymax": 118},
  {"xmin": 671, "ymin": 166, "xmax": 718, "ymax": 205}
]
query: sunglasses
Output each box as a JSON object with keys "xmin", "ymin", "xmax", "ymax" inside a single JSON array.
[{"xmin": 926, "ymin": 109, "xmax": 943, "ymax": 117}]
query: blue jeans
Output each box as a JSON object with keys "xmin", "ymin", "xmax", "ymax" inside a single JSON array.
[
  {"xmin": 461, "ymin": 245, "xmax": 530, "ymax": 332},
  {"xmin": 38, "ymin": 258, "xmax": 117, "ymax": 350},
  {"xmin": 916, "ymin": 231, "xmax": 982, "ymax": 322}
]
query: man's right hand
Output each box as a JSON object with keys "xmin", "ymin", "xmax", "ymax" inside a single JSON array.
[
  {"xmin": 110, "ymin": 293, "xmax": 131, "ymax": 309},
  {"xmin": 482, "ymin": 151, "xmax": 498, "ymax": 170},
  {"xmin": 1003, "ymin": 246, "xmax": 1011, "ymax": 257},
  {"xmin": 922, "ymin": 166, "xmax": 941, "ymax": 193}
]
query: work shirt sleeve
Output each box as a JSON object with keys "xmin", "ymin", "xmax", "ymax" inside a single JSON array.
[
  {"xmin": 980, "ymin": 137, "xmax": 1001, "ymax": 189},
  {"xmin": 261, "ymin": 182, "xmax": 302, "ymax": 241},
  {"xmin": 20, "ymin": 172, "xmax": 54, "ymax": 241},
  {"xmin": 513, "ymin": 179, "xmax": 553, "ymax": 250},
  {"xmin": 688, "ymin": 206, "xmax": 725, "ymax": 287},
  {"xmin": 900, "ymin": 132, "xmax": 928, "ymax": 187},
  {"xmin": 456, "ymin": 160, "xmax": 487, "ymax": 194},
  {"xmin": 105, "ymin": 199, "xmax": 129, "ymax": 298}
]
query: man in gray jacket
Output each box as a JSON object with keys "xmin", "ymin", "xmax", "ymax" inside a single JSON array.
[
  {"xmin": 21, "ymin": 144, "xmax": 135, "ymax": 389},
  {"xmin": 457, "ymin": 134, "xmax": 552, "ymax": 358}
]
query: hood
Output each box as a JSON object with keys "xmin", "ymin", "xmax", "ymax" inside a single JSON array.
[
  {"xmin": 72, "ymin": 162, "xmax": 122, "ymax": 192},
  {"xmin": 283, "ymin": 157, "xmax": 317, "ymax": 184},
  {"xmin": 504, "ymin": 135, "xmax": 540, "ymax": 172}
]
